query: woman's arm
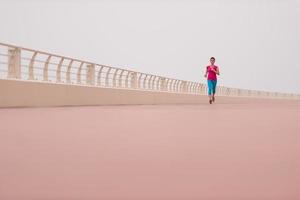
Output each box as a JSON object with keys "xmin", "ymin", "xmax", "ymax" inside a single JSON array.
[
  {"xmin": 216, "ymin": 67, "xmax": 220, "ymax": 75},
  {"xmin": 211, "ymin": 67, "xmax": 220, "ymax": 75},
  {"xmin": 204, "ymin": 68, "xmax": 208, "ymax": 78}
]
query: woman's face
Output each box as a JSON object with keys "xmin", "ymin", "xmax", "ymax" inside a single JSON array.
[{"xmin": 210, "ymin": 59, "xmax": 215, "ymax": 65}]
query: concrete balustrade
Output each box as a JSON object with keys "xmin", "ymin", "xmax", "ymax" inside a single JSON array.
[
  {"xmin": 0, "ymin": 42, "xmax": 299, "ymax": 107},
  {"xmin": 7, "ymin": 47, "xmax": 21, "ymax": 79}
]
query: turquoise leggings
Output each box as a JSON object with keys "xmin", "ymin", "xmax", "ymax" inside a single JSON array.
[{"xmin": 207, "ymin": 80, "xmax": 217, "ymax": 95}]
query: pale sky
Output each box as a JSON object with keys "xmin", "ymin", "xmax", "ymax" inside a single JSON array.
[{"xmin": 1, "ymin": 0, "xmax": 299, "ymax": 94}]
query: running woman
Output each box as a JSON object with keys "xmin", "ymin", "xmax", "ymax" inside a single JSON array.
[{"xmin": 204, "ymin": 57, "xmax": 220, "ymax": 104}]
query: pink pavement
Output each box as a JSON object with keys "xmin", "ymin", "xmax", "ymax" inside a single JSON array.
[{"xmin": 0, "ymin": 98, "xmax": 300, "ymax": 200}]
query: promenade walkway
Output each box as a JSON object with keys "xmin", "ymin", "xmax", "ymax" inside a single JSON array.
[{"xmin": 1, "ymin": 98, "xmax": 299, "ymax": 200}]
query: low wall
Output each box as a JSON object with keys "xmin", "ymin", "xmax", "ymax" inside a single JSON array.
[{"xmin": 0, "ymin": 79, "xmax": 213, "ymax": 107}]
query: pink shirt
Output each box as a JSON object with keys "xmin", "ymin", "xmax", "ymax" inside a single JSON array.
[{"xmin": 206, "ymin": 65, "xmax": 218, "ymax": 80}]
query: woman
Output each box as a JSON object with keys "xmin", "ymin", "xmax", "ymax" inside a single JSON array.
[{"xmin": 204, "ymin": 57, "xmax": 220, "ymax": 104}]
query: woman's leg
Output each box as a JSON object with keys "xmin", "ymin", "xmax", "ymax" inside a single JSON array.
[
  {"xmin": 212, "ymin": 80, "xmax": 217, "ymax": 101},
  {"xmin": 207, "ymin": 80, "xmax": 213, "ymax": 103}
]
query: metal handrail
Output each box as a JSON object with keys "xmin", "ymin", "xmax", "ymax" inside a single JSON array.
[{"xmin": 0, "ymin": 42, "xmax": 299, "ymax": 99}]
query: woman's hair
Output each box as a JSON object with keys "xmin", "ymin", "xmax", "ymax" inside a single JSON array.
[{"xmin": 210, "ymin": 57, "xmax": 215, "ymax": 60}]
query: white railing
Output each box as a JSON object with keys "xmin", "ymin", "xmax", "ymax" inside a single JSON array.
[{"xmin": 0, "ymin": 42, "xmax": 299, "ymax": 100}]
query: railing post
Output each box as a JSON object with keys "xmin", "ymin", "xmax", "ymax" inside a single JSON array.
[
  {"xmin": 56, "ymin": 58, "xmax": 64, "ymax": 83},
  {"xmin": 113, "ymin": 69, "xmax": 120, "ymax": 87},
  {"xmin": 77, "ymin": 62, "xmax": 84, "ymax": 84},
  {"xmin": 182, "ymin": 81, "xmax": 187, "ymax": 93},
  {"xmin": 86, "ymin": 64, "xmax": 95, "ymax": 85},
  {"xmin": 7, "ymin": 47, "xmax": 21, "ymax": 79},
  {"xmin": 175, "ymin": 80, "xmax": 180, "ymax": 92},
  {"xmin": 66, "ymin": 60, "xmax": 74, "ymax": 84},
  {"xmin": 160, "ymin": 77, "xmax": 166, "ymax": 91},
  {"xmin": 166, "ymin": 79, "xmax": 171, "ymax": 92},
  {"xmin": 148, "ymin": 75, "xmax": 154, "ymax": 90},
  {"xmin": 28, "ymin": 52, "xmax": 37, "ymax": 80},
  {"xmin": 43, "ymin": 55, "xmax": 51, "ymax": 81},
  {"xmin": 131, "ymin": 72, "xmax": 137, "ymax": 89},
  {"xmin": 97, "ymin": 66, "xmax": 104, "ymax": 86},
  {"xmin": 119, "ymin": 70, "xmax": 125, "ymax": 88},
  {"xmin": 143, "ymin": 75, "xmax": 149, "ymax": 89},
  {"xmin": 192, "ymin": 83, "xmax": 196, "ymax": 93}
]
